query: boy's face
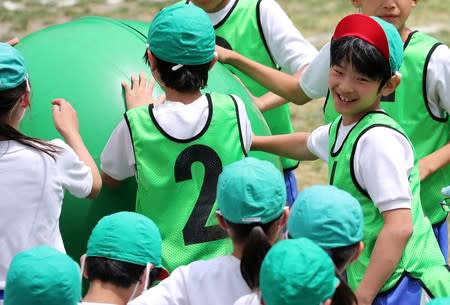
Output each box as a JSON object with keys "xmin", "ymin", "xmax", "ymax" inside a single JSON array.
[
  {"xmin": 329, "ymin": 61, "xmax": 385, "ymax": 124},
  {"xmin": 190, "ymin": 0, "xmax": 230, "ymax": 13},
  {"xmin": 351, "ymin": 0, "xmax": 417, "ymax": 32}
]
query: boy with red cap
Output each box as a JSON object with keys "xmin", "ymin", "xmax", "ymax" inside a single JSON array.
[{"xmin": 252, "ymin": 14, "xmax": 450, "ymax": 305}]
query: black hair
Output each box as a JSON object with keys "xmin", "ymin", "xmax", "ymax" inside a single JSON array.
[
  {"xmin": 332, "ymin": 271, "xmax": 358, "ymax": 305},
  {"xmin": 144, "ymin": 51, "xmax": 210, "ymax": 93},
  {"xmin": 328, "ymin": 242, "xmax": 360, "ymax": 271},
  {"xmin": 85, "ymin": 256, "xmax": 146, "ymax": 289},
  {"xmin": 0, "ymin": 81, "xmax": 61, "ymax": 159},
  {"xmin": 226, "ymin": 214, "xmax": 282, "ymax": 290},
  {"xmin": 330, "ymin": 36, "xmax": 392, "ymax": 91}
]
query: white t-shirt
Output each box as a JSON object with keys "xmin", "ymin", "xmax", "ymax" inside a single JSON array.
[
  {"xmin": 101, "ymin": 95, "xmax": 252, "ymax": 180},
  {"xmin": 233, "ymin": 292, "xmax": 260, "ymax": 305},
  {"xmin": 306, "ymin": 119, "xmax": 414, "ymax": 212},
  {"xmin": 300, "ymin": 42, "xmax": 450, "ymax": 116},
  {"xmin": 129, "ymin": 255, "xmax": 251, "ymax": 305},
  {"xmin": 194, "ymin": 0, "xmax": 318, "ymax": 73},
  {"xmin": 0, "ymin": 139, "xmax": 93, "ymax": 289}
]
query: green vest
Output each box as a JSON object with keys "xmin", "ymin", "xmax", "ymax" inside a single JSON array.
[
  {"xmin": 328, "ymin": 111, "xmax": 448, "ymax": 294},
  {"xmin": 213, "ymin": 0, "xmax": 298, "ymax": 170},
  {"xmin": 324, "ymin": 31, "xmax": 449, "ymax": 224},
  {"xmin": 381, "ymin": 31, "xmax": 449, "ymax": 225},
  {"xmin": 125, "ymin": 93, "xmax": 246, "ymax": 271}
]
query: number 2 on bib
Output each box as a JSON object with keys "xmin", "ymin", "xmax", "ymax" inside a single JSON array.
[{"xmin": 174, "ymin": 144, "xmax": 228, "ymax": 245}]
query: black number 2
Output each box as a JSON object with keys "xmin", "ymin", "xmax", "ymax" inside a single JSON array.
[{"xmin": 175, "ymin": 144, "xmax": 227, "ymax": 245}]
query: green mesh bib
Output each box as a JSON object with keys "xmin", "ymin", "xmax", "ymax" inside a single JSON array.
[
  {"xmin": 328, "ymin": 111, "xmax": 447, "ymax": 294},
  {"xmin": 214, "ymin": 0, "xmax": 298, "ymax": 170},
  {"xmin": 324, "ymin": 32, "xmax": 449, "ymax": 224},
  {"xmin": 381, "ymin": 31, "xmax": 449, "ymax": 225},
  {"xmin": 126, "ymin": 93, "xmax": 246, "ymax": 271}
]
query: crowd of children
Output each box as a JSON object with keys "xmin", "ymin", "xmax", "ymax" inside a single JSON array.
[{"xmin": 0, "ymin": 0, "xmax": 449, "ymax": 305}]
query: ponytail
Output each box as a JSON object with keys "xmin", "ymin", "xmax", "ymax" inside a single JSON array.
[
  {"xmin": 226, "ymin": 215, "xmax": 282, "ymax": 290},
  {"xmin": 240, "ymin": 226, "xmax": 271, "ymax": 290},
  {"xmin": 0, "ymin": 82, "xmax": 61, "ymax": 159},
  {"xmin": 328, "ymin": 242, "xmax": 360, "ymax": 271},
  {"xmin": 332, "ymin": 272, "xmax": 358, "ymax": 305}
]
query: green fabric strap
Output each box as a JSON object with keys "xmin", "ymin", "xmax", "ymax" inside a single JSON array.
[{"xmin": 125, "ymin": 92, "xmax": 246, "ymax": 271}]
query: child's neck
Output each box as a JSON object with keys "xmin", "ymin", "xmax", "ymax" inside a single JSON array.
[
  {"xmin": 398, "ymin": 25, "xmax": 413, "ymax": 43},
  {"xmin": 83, "ymin": 280, "xmax": 133, "ymax": 305},
  {"xmin": 165, "ymin": 88, "xmax": 202, "ymax": 105}
]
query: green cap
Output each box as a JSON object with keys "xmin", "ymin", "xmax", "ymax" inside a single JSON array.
[
  {"xmin": 217, "ymin": 157, "xmax": 286, "ymax": 224},
  {"xmin": 5, "ymin": 246, "xmax": 81, "ymax": 305},
  {"xmin": 371, "ymin": 16, "xmax": 404, "ymax": 74},
  {"xmin": 87, "ymin": 212, "xmax": 163, "ymax": 268},
  {"xmin": 147, "ymin": 3, "xmax": 215, "ymax": 65},
  {"xmin": 428, "ymin": 299, "xmax": 450, "ymax": 305},
  {"xmin": 288, "ymin": 185, "xmax": 363, "ymax": 248},
  {"xmin": 260, "ymin": 238, "xmax": 339, "ymax": 305},
  {"xmin": 0, "ymin": 43, "xmax": 27, "ymax": 91}
]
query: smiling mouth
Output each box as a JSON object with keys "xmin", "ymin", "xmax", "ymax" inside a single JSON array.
[
  {"xmin": 381, "ymin": 15, "xmax": 398, "ymax": 20},
  {"xmin": 337, "ymin": 93, "xmax": 357, "ymax": 103}
]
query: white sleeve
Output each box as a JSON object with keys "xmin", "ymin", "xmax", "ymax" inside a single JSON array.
[
  {"xmin": 306, "ymin": 124, "xmax": 330, "ymax": 162},
  {"xmin": 259, "ymin": 0, "xmax": 317, "ymax": 73},
  {"xmin": 100, "ymin": 119, "xmax": 136, "ymax": 180},
  {"xmin": 300, "ymin": 42, "xmax": 330, "ymax": 99},
  {"xmin": 232, "ymin": 94, "xmax": 252, "ymax": 153},
  {"xmin": 51, "ymin": 139, "xmax": 93, "ymax": 198},
  {"xmin": 354, "ymin": 127, "xmax": 414, "ymax": 212},
  {"xmin": 426, "ymin": 44, "xmax": 450, "ymax": 116},
  {"xmin": 129, "ymin": 266, "xmax": 190, "ymax": 305}
]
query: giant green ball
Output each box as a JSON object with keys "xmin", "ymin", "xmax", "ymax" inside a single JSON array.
[{"xmin": 16, "ymin": 16, "xmax": 281, "ymax": 261}]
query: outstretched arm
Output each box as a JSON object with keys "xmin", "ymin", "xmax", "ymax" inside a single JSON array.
[
  {"xmin": 52, "ymin": 98, "xmax": 102, "ymax": 198},
  {"xmin": 419, "ymin": 141, "xmax": 450, "ymax": 181},
  {"xmin": 251, "ymin": 133, "xmax": 317, "ymax": 161},
  {"xmin": 217, "ymin": 46, "xmax": 311, "ymax": 105}
]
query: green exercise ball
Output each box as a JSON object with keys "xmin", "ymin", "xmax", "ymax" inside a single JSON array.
[{"xmin": 16, "ymin": 16, "xmax": 281, "ymax": 262}]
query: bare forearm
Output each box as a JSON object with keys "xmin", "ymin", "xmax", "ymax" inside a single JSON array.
[
  {"xmin": 356, "ymin": 211, "xmax": 413, "ymax": 303},
  {"xmin": 223, "ymin": 50, "xmax": 310, "ymax": 105},
  {"xmin": 258, "ymin": 92, "xmax": 288, "ymax": 112},
  {"xmin": 251, "ymin": 133, "xmax": 317, "ymax": 161},
  {"xmin": 419, "ymin": 141, "xmax": 450, "ymax": 181},
  {"xmin": 64, "ymin": 132, "xmax": 102, "ymax": 198}
]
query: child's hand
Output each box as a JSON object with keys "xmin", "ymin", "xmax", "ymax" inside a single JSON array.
[
  {"xmin": 6, "ymin": 37, "xmax": 19, "ymax": 46},
  {"xmin": 122, "ymin": 72, "xmax": 164, "ymax": 110},
  {"xmin": 215, "ymin": 45, "xmax": 233, "ymax": 64},
  {"xmin": 51, "ymin": 98, "xmax": 79, "ymax": 139}
]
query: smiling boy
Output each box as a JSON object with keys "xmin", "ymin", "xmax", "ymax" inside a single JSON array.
[{"xmin": 252, "ymin": 14, "xmax": 450, "ymax": 305}]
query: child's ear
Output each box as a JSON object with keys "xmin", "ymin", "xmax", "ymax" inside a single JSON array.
[
  {"xmin": 350, "ymin": 241, "xmax": 364, "ymax": 263},
  {"xmin": 279, "ymin": 207, "xmax": 289, "ymax": 228},
  {"xmin": 381, "ymin": 73, "xmax": 401, "ymax": 97},
  {"xmin": 148, "ymin": 50, "xmax": 158, "ymax": 72},
  {"xmin": 79, "ymin": 254, "xmax": 89, "ymax": 279},
  {"xmin": 20, "ymin": 90, "xmax": 30, "ymax": 108},
  {"xmin": 216, "ymin": 212, "xmax": 229, "ymax": 231}
]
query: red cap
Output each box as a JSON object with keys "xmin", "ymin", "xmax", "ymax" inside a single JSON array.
[{"xmin": 332, "ymin": 14, "xmax": 390, "ymax": 63}]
